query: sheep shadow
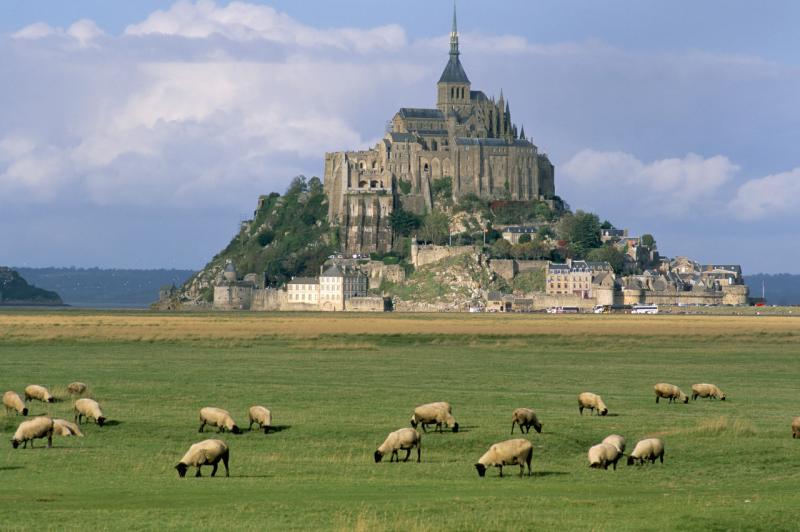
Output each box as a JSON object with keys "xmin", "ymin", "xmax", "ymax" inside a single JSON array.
[
  {"xmin": 101, "ymin": 420, "xmax": 123, "ymax": 427},
  {"xmin": 605, "ymin": 413, "xmax": 621, "ymax": 417},
  {"xmin": 0, "ymin": 466, "xmax": 24, "ymax": 471},
  {"xmin": 531, "ymin": 471, "xmax": 568, "ymax": 478},
  {"xmin": 264, "ymin": 424, "xmax": 291, "ymax": 433}
]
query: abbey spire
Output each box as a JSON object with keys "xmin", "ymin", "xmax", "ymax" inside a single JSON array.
[{"xmin": 437, "ymin": 3, "xmax": 471, "ymax": 112}]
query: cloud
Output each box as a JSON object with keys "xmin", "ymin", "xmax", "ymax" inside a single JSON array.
[
  {"xmin": 12, "ymin": 22, "xmax": 56, "ymax": 39},
  {"xmin": 12, "ymin": 19, "xmax": 105, "ymax": 46},
  {"xmin": 561, "ymin": 149, "xmax": 739, "ymax": 217},
  {"xmin": 729, "ymin": 167, "xmax": 800, "ymax": 220},
  {"xmin": 124, "ymin": 0, "xmax": 406, "ymax": 53}
]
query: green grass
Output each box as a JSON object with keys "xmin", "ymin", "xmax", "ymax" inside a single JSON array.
[{"xmin": 1, "ymin": 312, "xmax": 800, "ymax": 531}]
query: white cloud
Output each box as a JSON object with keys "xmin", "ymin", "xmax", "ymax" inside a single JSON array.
[
  {"xmin": 729, "ymin": 168, "xmax": 800, "ymax": 220},
  {"xmin": 561, "ymin": 150, "xmax": 739, "ymax": 216},
  {"xmin": 124, "ymin": 0, "xmax": 406, "ymax": 53},
  {"xmin": 12, "ymin": 22, "xmax": 56, "ymax": 40},
  {"xmin": 67, "ymin": 19, "xmax": 106, "ymax": 46}
]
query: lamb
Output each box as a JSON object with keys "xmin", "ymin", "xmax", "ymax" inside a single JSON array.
[
  {"xmin": 175, "ymin": 439, "xmax": 230, "ymax": 478},
  {"xmin": 24, "ymin": 384, "xmax": 55, "ymax": 403},
  {"xmin": 67, "ymin": 382, "xmax": 88, "ymax": 396},
  {"xmin": 510, "ymin": 408, "xmax": 542, "ymax": 434},
  {"xmin": 11, "ymin": 416, "xmax": 54, "ymax": 449},
  {"xmin": 601, "ymin": 434, "xmax": 626, "ymax": 454},
  {"xmin": 792, "ymin": 417, "xmax": 800, "ymax": 439},
  {"xmin": 578, "ymin": 392, "xmax": 608, "ymax": 416},
  {"xmin": 247, "ymin": 406, "xmax": 272, "ymax": 434},
  {"xmin": 199, "ymin": 407, "xmax": 241, "ymax": 434},
  {"xmin": 74, "ymin": 398, "xmax": 106, "ymax": 426},
  {"xmin": 588, "ymin": 442, "xmax": 622, "ymax": 470},
  {"xmin": 3, "ymin": 391, "xmax": 28, "ymax": 416},
  {"xmin": 691, "ymin": 383, "xmax": 726, "ymax": 401},
  {"xmin": 474, "ymin": 438, "xmax": 533, "ymax": 477},
  {"xmin": 53, "ymin": 418, "xmax": 84, "ymax": 437},
  {"xmin": 627, "ymin": 438, "xmax": 665, "ymax": 466},
  {"xmin": 654, "ymin": 383, "xmax": 689, "ymax": 404},
  {"xmin": 410, "ymin": 402, "xmax": 459, "ymax": 433},
  {"xmin": 374, "ymin": 428, "xmax": 421, "ymax": 463}
]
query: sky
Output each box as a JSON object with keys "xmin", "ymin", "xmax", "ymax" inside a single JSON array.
[{"xmin": 1, "ymin": 1, "xmax": 799, "ymax": 273}]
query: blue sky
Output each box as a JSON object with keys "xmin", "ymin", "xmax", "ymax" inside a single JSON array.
[{"xmin": 1, "ymin": 1, "xmax": 799, "ymax": 273}]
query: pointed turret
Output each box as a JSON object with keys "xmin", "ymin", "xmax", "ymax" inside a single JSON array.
[
  {"xmin": 437, "ymin": 2, "xmax": 471, "ymax": 112},
  {"xmin": 520, "ymin": 125, "xmax": 526, "ymax": 140}
]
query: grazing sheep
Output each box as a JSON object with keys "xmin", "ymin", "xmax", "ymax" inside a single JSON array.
[
  {"xmin": 374, "ymin": 428, "xmax": 421, "ymax": 463},
  {"xmin": 199, "ymin": 407, "xmax": 241, "ymax": 434},
  {"xmin": 74, "ymin": 398, "xmax": 106, "ymax": 426},
  {"xmin": 3, "ymin": 391, "xmax": 28, "ymax": 416},
  {"xmin": 247, "ymin": 406, "xmax": 272, "ymax": 434},
  {"xmin": 475, "ymin": 438, "xmax": 533, "ymax": 477},
  {"xmin": 511, "ymin": 408, "xmax": 542, "ymax": 434},
  {"xmin": 24, "ymin": 384, "xmax": 54, "ymax": 403},
  {"xmin": 578, "ymin": 392, "xmax": 608, "ymax": 416},
  {"xmin": 410, "ymin": 402, "xmax": 459, "ymax": 433},
  {"xmin": 691, "ymin": 383, "xmax": 726, "ymax": 401},
  {"xmin": 601, "ymin": 434, "xmax": 626, "ymax": 454},
  {"xmin": 11, "ymin": 416, "xmax": 54, "ymax": 449},
  {"xmin": 175, "ymin": 439, "xmax": 230, "ymax": 478},
  {"xmin": 67, "ymin": 382, "xmax": 88, "ymax": 396},
  {"xmin": 53, "ymin": 418, "xmax": 84, "ymax": 437},
  {"xmin": 588, "ymin": 442, "xmax": 622, "ymax": 470},
  {"xmin": 654, "ymin": 383, "xmax": 689, "ymax": 404},
  {"xmin": 627, "ymin": 438, "xmax": 665, "ymax": 466},
  {"xmin": 792, "ymin": 417, "xmax": 800, "ymax": 439}
]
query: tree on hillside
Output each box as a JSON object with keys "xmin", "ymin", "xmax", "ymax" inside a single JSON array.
[
  {"xmin": 641, "ymin": 234, "xmax": 656, "ymax": 248},
  {"xmin": 557, "ymin": 210, "xmax": 601, "ymax": 257},
  {"xmin": 587, "ymin": 245, "xmax": 626, "ymax": 274},
  {"xmin": 518, "ymin": 233, "xmax": 532, "ymax": 244},
  {"xmin": 490, "ymin": 238, "xmax": 512, "ymax": 259},
  {"xmin": 389, "ymin": 206, "xmax": 422, "ymax": 237},
  {"xmin": 419, "ymin": 210, "xmax": 451, "ymax": 245}
]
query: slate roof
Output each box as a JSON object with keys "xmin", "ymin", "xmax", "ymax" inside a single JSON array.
[
  {"xmin": 288, "ymin": 277, "xmax": 318, "ymax": 285},
  {"xmin": 388, "ymin": 132, "xmax": 418, "ymax": 143},
  {"xmin": 438, "ymin": 55, "xmax": 470, "ymax": 84},
  {"xmin": 503, "ymin": 226, "xmax": 537, "ymax": 234},
  {"xmin": 321, "ymin": 265, "xmax": 344, "ymax": 278},
  {"xmin": 398, "ymin": 108, "xmax": 444, "ymax": 120}
]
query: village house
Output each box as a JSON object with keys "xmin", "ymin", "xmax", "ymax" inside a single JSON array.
[
  {"xmin": 546, "ymin": 260, "xmax": 614, "ymax": 299},
  {"xmin": 501, "ymin": 226, "xmax": 538, "ymax": 245}
]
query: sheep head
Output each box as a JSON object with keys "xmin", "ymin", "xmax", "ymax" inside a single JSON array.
[
  {"xmin": 175, "ymin": 463, "xmax": 189, "ymax": 477},
  {"xmin": 21, "ymin": 407, "xmax": 28, "ymax": 416},
  {"xmin": 373, "ymin": 451, "xmax": 383, "ymax": 463},
  {"xmin": 474, "ymin": 463, "xmax": 486, "ymax": 477},
  {"xmin": 452, "ymin": 422, "xmax": 460, "ymax": 433},
  {"xmin": 97, "ymin": 417, "xmax": 106, "ymax": 427},
  {"xmin": 11, "ymin": 439, "xmax": 20, "ymax": 449}
]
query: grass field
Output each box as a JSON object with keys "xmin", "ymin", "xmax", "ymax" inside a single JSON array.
[{"xmin": 1, "ymin": 311, "xmax": 799, "ymax": 531}]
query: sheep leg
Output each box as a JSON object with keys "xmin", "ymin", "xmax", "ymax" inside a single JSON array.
[
  {"xmin": 498, "ymin": 465, "xmax": 503, "ymax": 477},
  {"xmin": 47, "ymin": 433, "xmax": 52, "ymax": 448},
  {"xmin": 525, "ymin": 424, "xmax": 531, "ymax": 434},
  {"xmin": 579, "ymin": 406, "xmax": 583, "ymax": 415},
  {"xmin": 416, "ymin": 443, "xmax": 421, "ymax": 463},
  {"xmin": 195, "ymin": 466, "xmax": 202, "ymax": 478},
  {"xmin": 526, "ymin": 449, "xmax": 532, "ymax": 476},
  {"xmin": 655, "ymin": 396, "xmax": 659, "ymax": 404},
  {"xmin": 248, "ymin": 420, "xmax": 254, "ymax": 431},
  {"xmin": 519, "ymin": 463, "xmax": 524, "ymax": 477},
  {"xmin": 402, "ymin": 449, "xmax": 411, "ymax": 462},
  {"xmin": 211, "ymin": 463, "xmax": 218, "ymax": 477},
  {"xmin": 222, "ymin": 451, "xmax": 230, "ymax": 477},
  {"xmin": 511, "ymin": 422, "xmax": 515, "ymax": 434}
]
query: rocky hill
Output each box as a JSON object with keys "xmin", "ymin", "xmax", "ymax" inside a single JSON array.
[{"xmin": 0, "ymin": 267, "xmax": 63, "ymax": 306}]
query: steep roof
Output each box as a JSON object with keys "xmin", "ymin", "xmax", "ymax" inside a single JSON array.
[
  {"xmin": 321, "ymin": 265, "xmax": 344, "ymax": 278},
  {"xmin": 438, "ymin": 55, "xmax": 470, "ymax": 84},
  {"xmin": 398, "ymin": 108, "xmax": 444, "ymax": 120}
]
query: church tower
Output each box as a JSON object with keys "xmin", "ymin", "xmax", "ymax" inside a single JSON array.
[{"xmin": 436, "ymin": 5, "xmax": 471, "ymax": 115}]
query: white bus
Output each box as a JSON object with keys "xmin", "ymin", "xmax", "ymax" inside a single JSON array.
[{"xmin": 631, "ymin": 304, "xmax": 659, "ymax": 314}]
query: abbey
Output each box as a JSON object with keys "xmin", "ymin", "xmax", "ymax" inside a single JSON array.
[{"xmin": 324, "ymin": 8, "xmax": 556, "ymax": 254}]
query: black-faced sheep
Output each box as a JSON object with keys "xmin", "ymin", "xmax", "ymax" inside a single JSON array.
[
  {"xmin": 3, "ymin": 391, "xmax": 28, "ymax": 416},
  {"xmin": 175, "ymin": 439, "xmax": 230, "ymax": 478},
  {"xmin": 691, "ymin": 383, "xmax": 726, "ymax": 401},
  {"xmin": 410, "ymin": 402, "xmax": 459, "ymax": 433},
  {"xmin": 24, "ymin": 384, "xmax": 54, "ymax": 403},
  {"xmin": 74, "ymin": 398, "xmax": 106, "ymax": 426},
  {"xmin": 511, "ymin": 408, "xmax": 542, "ymax": 434},
  {"xmin": 627, "ymin": 438, "xmax": 665, "ymax": 466},
  {"xmin": 654, "ymin": 383, "xmax": 689, "ymax": 404},
  {"xmin": 578, "ymin": 392, "xmax": 608, "ymax": 416},
  {"xmin": 247, "ymin": 406, "xmax": 272, "ymax": 434},
  {"xmin": 475, "ymin": 438, "xmax": 533, "ymax": 477},
  {"xmin": 199, "ymin": 407, "xmax": 241, "ymax": 434},
  {"xmin": 374, "ymin": 428, "xmax": 421, "ymax": 463},
  {"xmin": 11, "ymin": 416, "xmax": 54, "ymax": 449},
  {"xmin": 588, "ymin": 442, "xmax": 622, "ymax": 470}
]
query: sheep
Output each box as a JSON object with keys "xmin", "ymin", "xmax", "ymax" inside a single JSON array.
[
  {"xmin": 475, "ymin": 438, "xmax": 533, "ymax": 477},
  {"xmin": 11, "ymin": 416, "xmax": 54, "ymax": 449},
  {"xmin": 588, "ymin": 442, "xmax": 622, "ymax": 470},
  {"xmin": 175, "ymin": 439, "xmax": 230, "ymax": 478},
  {"xmin": 74, "ymin": 398, "xmax": 106, "ymax": 426},
  {"xmin": 24, "ymin": 384, "xmax": 54, "ymax": 403},
  {"xmin": 3, "ymin": 391, "xmax": 28, "ymax": 416},
  {"xmin": 67, "ymin": 382, "xmax": 88, "ymax": 396},
  {"xmin": 247, "ymin": 406, "xmax": 272, "ymax": 434},
  {"xmin": 53, "ymin": 418, "xmax": 84, "ymax": 437},
  {"xmin": 654, "ymin": 383, "xmax": 689, "ymax": 404},
  {"xmin": 627, "ymin": 438, "xmax": 665, "ymax": 466},
  {"xmin": 374, "ymin": 428, "xmax": 421, "ymax": 463},
  {"xmin": 691, "ymin": 383, "xmax": 726, "ymax": 401},
  {"xmin": 199, "ymin": 407, "xmax": 241, "ymax": 434},
  {"xmin": 792, "ymin": 417, "xmax": 800, "ymax": 439},
  {"xmin": 601, "ymin": 434, "xmax": 626, "ymax": 455},
  {"xmin": 578, "ymin": 392, "xmax": 608, "ymax": 416},
  {"xmin": 410, "ymin": 402, "xmax": 459, "ymax": 433},
  {"xmin": 511, "ymin": 408, "xmax": 542, "ymax": 434}
]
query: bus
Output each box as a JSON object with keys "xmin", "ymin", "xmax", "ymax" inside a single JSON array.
[{"xmin": 631, "ymin": 304, "xmax": 659, "ymax": 315}]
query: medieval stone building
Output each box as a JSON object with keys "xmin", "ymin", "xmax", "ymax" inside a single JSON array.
[{"xmin": 324, "ymin": 7, "xmax": 556, "ymax": 255}]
